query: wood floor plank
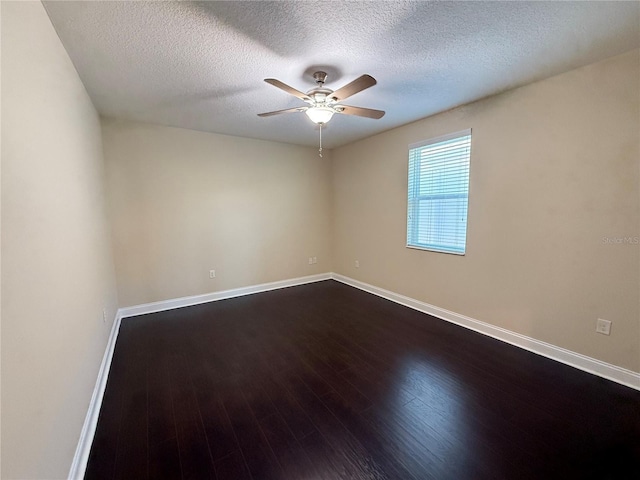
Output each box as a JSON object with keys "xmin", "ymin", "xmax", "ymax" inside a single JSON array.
[
  {"xmin": 299, "ymin": 347, "xmax": 372, "ymax": 413},
  {"xmin": 187, "ymin": 359, "xmax": 239, "ymax": 462},
  {"xmin": 148, "ymin": 437, "xmax": 181, "ymax": 480},
  {"xmin": 222, "ymin": 387, "xmax": 283, "ymax": 480},
  {"xmin": 112, "ymin": 354, "xmax": 147, "ymax": 480},
  {"xmin": 258, "ymin": 373, "xmax": 317, "ymax": 440},
  {"xmin": 297, "ymin": 430, "xmax": 349, "ymax": 480},
  {"xmin": 258, "ymin": 412, "xmax": 316, "ymax": 479},
  {"xmin": 168, "ymin": 353, "xmax": 216, "ymax": 480},
  {"xmin": 147, "ymin": 357, "xmax": 176, "ymax": 447},
  {"xmin": 287, "ymin": 373, "xmax": 400, "ymax": 479},
  {"xmin": 318, "ymin": 386, "xmax": 421, "ymax": 480},
  {"xmin": 212, "ymin": 450, "xmax": 252, "ymax": 480}
]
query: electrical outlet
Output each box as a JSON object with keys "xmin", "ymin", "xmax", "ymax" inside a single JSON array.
[
  {"xmin": 312, "ymin": 257, "xmax": 317, "ymax": 264},
  {"xmin": 596, "ymin": 318, "xmax": 611, "ymax": 335},
  {"xmin": 209, "ymin": 269, "xmax": 216, "ymax": 279},
  {"xmin": 308, "ymin": 257, "xmax": 313, "ymax": 265},
  {"xmin": 355, "ymin": 260, "xmax": 360, "ymax": 268},
  {"xmin": 102, "ymin": 309, "xmax": 107, "ymax": 323}
]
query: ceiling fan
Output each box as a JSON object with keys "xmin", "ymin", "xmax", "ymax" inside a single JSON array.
[{"xmin": 258, "ymin": 71, "xmax": 385, "ymax": 125}]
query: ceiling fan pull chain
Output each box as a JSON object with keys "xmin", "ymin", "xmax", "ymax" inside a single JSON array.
[{"xmin": 319, "ymin": 123, "xmax": 323, "ymax": 158}]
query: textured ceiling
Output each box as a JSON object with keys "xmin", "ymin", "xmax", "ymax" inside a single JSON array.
[{"xmin": 43, "ymin": 1, "xmax": 639, "ymax": 149}]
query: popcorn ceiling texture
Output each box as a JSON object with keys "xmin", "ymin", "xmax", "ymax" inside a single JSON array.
[{"xmin": 43, "ymin": 1, "xmax": 639, "ymax": 149}]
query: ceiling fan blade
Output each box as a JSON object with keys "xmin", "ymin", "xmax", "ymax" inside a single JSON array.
[
  {"xmin": 330, "ymin": 75, "xmax": 377, "ymax": 101},
  {"xmin": 257, "ymin": 106, "xmax": 307, "ymax": 117},
  {"xmin": 337, "ymin": 105, "xmax": 385, "ymax": 119},
  {"xmin": 264, "ymin": 79, "xmax": 310, "ymax": 101}
]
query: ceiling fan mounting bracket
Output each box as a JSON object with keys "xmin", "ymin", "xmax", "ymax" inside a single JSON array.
[{"xmin": 313, "ymin": 71, "xmax": 328, "ymax": 85}]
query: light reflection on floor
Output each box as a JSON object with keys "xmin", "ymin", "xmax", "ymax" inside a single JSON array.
[{"xmin": 386, "ymin": 353, "xmax": 473, "ymax": 474}]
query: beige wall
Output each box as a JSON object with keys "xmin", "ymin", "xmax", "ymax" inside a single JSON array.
[
  {"xmin": 102, "ymin": 120, "xmax": 332, "ymax": 307},
  {"xmin": 332, "ymin": 49, "xmax": 640, "ymax": 372},
  {"xmin": 1, "ymin": 2, "xmax": 119, "ymax": 478}
]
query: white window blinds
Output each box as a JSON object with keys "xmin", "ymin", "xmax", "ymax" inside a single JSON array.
[{"xmin": 407, "ymin": 129, "xmax": 472, "ymax": 255}]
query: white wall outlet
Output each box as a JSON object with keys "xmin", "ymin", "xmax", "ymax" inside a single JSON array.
[
  {"xmin": 596, "ymin": 318, "xmax": 611, "ymax": 335},
  {"xmin": 209, "ymin": 269, "xmax": 216, "ymax": 279},
  {"xmin": 355, "ymin": 260, "xmax": 360, "ymax": 268},
  {"xmin": 308, "ymin": 257, "xmax": 313, "ymax": 265},
  {"xmin": 102, "ymin": 309, "xmax": 107, "ymax": 323},
  {"xmin": 312, "ymin": 256, "xmax": 317, "ymax": 264}
]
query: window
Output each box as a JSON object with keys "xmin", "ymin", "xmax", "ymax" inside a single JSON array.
[{"xmin": 407, "ymin": 129, "xmax": 472, "ymax": 255}]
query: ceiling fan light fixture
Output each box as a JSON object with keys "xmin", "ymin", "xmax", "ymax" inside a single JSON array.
[{"xmin": 305, "ymin": 106, "xmax": 334, "ymax": 124}]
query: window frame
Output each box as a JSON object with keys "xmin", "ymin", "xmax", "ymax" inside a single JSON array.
[{"xmin": 406, "ymin": 128, "xmax": 472, "ymax": 256}]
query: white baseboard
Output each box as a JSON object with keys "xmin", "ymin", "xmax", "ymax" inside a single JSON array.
[
  {"xmin": 331, "ymin": 273, "xmax": 640, "ymax": 391},
  {"xmin": 118, "ymin": 273, "xmax": 332, "ymax": 319},
  {"xmin": 68, "ymin": 311, "xmax": 122, "ymax": 480}
]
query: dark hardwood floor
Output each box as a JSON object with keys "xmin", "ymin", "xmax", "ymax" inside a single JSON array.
[{"xmin": 85, "ymin": 280, "xmax": 640, "ymax": 479}]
